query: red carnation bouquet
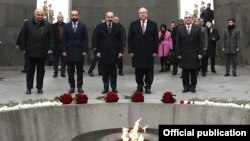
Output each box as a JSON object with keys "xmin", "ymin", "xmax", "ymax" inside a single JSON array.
[
  {"xmin": 131, "ymin": 91, "xmax": 144, "ymax": 102},
  {"xmin": 105, "ymin": 91, "xmax": 119, "ymax": 103},
  {"xmin": 75, "ymin": 93, "xmax": 88, "ymax": 104},
  {"xmin": 59, "ymin": 93, "xmax": 73, "ymax": 104},
  {"xmin": 162, "ymin": 91, "xmax": 176, "ymax": 103}
]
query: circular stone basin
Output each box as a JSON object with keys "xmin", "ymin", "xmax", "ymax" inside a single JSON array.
[{"xmin": 71, "ymin": 128, "xmax": 158, "ymax": 141}]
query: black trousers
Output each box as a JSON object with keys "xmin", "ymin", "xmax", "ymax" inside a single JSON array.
[
  {"xmin": 182, "ymin": 69, "xmax": 197, "ymax": 89},
  {"xmin": 135, "ymin": 68, "xmax": 154, "ymax": 90},
  {"xmin": 117, "ymin": 57, "xmax": 123, "ymax": 73},
  {"xmin": 172, "ymin": 56, "xmax": 179, "ymax": 73},
  {"xmin": 202, "ymin": 55, "xmax": 216, "ymax": 73},
  {"xmin": 23, "ymin": 54, "xmax": 29, "ymax": 71},
  {"xmin": 26, "ymin": 57, "xmax": 46, "ymax": 89},
  {"xmin": 67, "ymin": 62, "xmax": 83, "ymax": 88},
  {"xmin": 225, "ymin": 54, "xmax": 237, "ymax": 74},
  {"xmin": 102, "ymin": 64, "xmax": 117, "ymax": 90},
  {"xmin": 53, "ymin": 53, "xmax": 66, "ymax": 75},
  {"xmin": 88, "ymin": 53, "xmax": 101, "ymax": 74}
]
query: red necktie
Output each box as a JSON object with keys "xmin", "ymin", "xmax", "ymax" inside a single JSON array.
[
  {"xmin": 187, "ymin": 25, "xmax": 191, "ymax": 35},
  {"xmin": 141, "ymin": 21, "xmax": 145, "ymax": 34}
]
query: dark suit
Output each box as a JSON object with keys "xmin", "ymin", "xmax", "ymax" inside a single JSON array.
[
  {"xmin": 63, "ymin": 21, "xmax": 88, "ymax": 89},
  {"xmin": 93, "ymin": 22, "xmax": 123, "ymax": 91},
  {"xmin": 203, "ymin": 28, "xmax": 220, "ymax": 72},
  {"xmin": 52, "ymin": 22, "xmax": 66, "ymax": 75},
  {"xmin": 176, "ymin": 24, "xmax": 203, "ymax": 90},
  {"xmin": 128, "ymin": 19, "xmax": 158, "ymax": 91}
]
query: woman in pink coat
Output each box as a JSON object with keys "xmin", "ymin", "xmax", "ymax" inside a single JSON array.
[{"xmin": 158, "ymin": 24, "xmax": 173, "ymax": 72}]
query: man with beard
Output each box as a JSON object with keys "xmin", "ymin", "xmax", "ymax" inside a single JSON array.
[
  {"xmin": 222, "ymin": 19, "xmax": 240, "ymax": 77},
  {"xmin": 62, "ymin": 10, "xmax": 88, "ymax": 93},
  {"xmin": 21, "ymin": 8, "xmax": 53, "ymax": 94},
  {"xmin": 128, "ymin": 7, "xmax": 158, "ymax": 94},
  {"xmin": 93, "ymin": 12, "xmax": 123, "ymax": 94}
]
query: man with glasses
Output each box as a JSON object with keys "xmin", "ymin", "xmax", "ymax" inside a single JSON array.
[{"xmin": 176, "ymin": 13, "xmax": 203, "ymax": 93}]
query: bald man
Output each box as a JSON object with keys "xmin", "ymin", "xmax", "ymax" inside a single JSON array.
[
  {"xmin": 52, "ymin": 13, "xmax": 66, "ymax": 78},
  {"xmin": 128, "ymin": 7, "xmax": 158, "ymax": 94},
  {"xmin": 93, "ymin": 11, "xmax": 123, "ymax": 94},
  {"xmin": 176, "ymin": 13, "xmax": 203, "ymax": 93},
  {"xmin": 21, "ymin": 8, "xmax": 53, "ymax": 94}
]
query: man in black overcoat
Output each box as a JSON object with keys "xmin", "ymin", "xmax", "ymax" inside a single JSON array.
[
  {"xmin": 62, "ymin": 10, "xmax": 88, "ymax": 93},
  {"xmin": 176, "ymin": 13, "xmax": 203, "ymax": 93},
  {"xmin": 93, "ymin": 11, "xmax": 123, "ymax": 94},
  {"xmin": 128, "ymin": 7, "xmax": 158, "ymax": 94}
]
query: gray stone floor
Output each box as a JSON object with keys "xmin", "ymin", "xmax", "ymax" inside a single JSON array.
[{"xmin": 0, "ymin": 65, "xmax": 250, "ymax": 103}]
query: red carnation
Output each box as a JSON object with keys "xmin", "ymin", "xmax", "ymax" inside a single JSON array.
[
  {"xmin": 105, "ymin": 91, "xmax": 119, "ymax": 103},
  {"xmin": 76, "ymin": 93, "xmax": 88, "ymax": 104},
  {"xmin": 162, "ymin": 91, "xmax": 176, "ymax": 103},
  {"xmin": 180, "ymin": 100, "xmax": 184, "ymax": 104},
  {"xmin": 187, "ymin": 100, "xmax": 191, "ymax": 104},
  {"xmin": 59, "ymin": 93, "xmax": 73, "ymax": 104},
  {"xmin": 131, "ymin": 91, "xmax": 144, "ymax": 102}
]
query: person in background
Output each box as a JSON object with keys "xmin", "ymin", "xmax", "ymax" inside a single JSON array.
[
  {"xmin": 52, "ymin": 13, "xmax": 66, "ymax": 78},
  {"xmin": 222, "ymin": 18, "xmax": 240, "ymax": 77},
  {"xmin": 62, "ymin": 10, "xmax": 88, "ymax": 93},
  {"xmin": 113, "ymin": 16, "xmax": 126, "ymax": 76},
  {"xmin": 158, "ymin": 24, "xmax": 173, "ymax": 72},
  {"xmin": 21, "ymin": 9, "xmax": 53, "ymax": 94},
  {"xmin": 171, "ymin": 19, "xmax": 184, "ymax": 75},
  {"xmin": 16, "ymin": 18, "xmax": 29, "ymax": 73},
  {"xmin": 204, "ymin": 21, "xmax": 220, "ymax": 73},
  {"xmin": 200, "ymin": 3, "xmax": 214, "ymax": 26},
  {"xmin": 194, "ymin": 18, "xmax": 208, "ymax": 76}
]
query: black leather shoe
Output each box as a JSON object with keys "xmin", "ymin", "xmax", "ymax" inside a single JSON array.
[
  {"xmin": 118, "ymin": 72, "xmax": 124, "ymax": 76},
  {"xmin": 26, "ymin": 89, "xmax": 31, "ymax": 94},
  {"xmin": 112, "ymin": 89, "xmax": 118, "ymax": 93},
  {"xmin": 102, "ymin": 89, "xmax": 108, "ymax": 94},
  {"xmin": 78, "ymin": 88, "xmax": 84, "ymax": 93},
  {"xmin": 172, "ymin": 72, "xmax": 177, "ymax": 75},
  {"xmin": 88, "ymin": 72, "xmax": 95, "ymax": 77},
  {"xmin": 21, "ymin": 70, "xmax": 27, "ymax": 73},
  {"xmin": 68, "ymin": 88, "xmax": 75, "ymax": 93},
  {"xmin": 202, "ymin": 73, "xmax": 206, "ymax": 76},
  {"xmin": 211, "ymin": 70, "xmax": 217, "ymax": 73},
  {"xmin": 182, "ymin": 88, "xmax": 190, "ymax": 93},
  {"xmin": 37, "ymin": 89, "xmax": 43, "ymax": 94},
  {"xmin": 145, "ymin": 89, "xmax": 151, "ymax": 94},
  {"xmin": 136, "ymin": 88, "xmax": 143, "ymax": 92},
  {"xmin": 61, "ymin": 74, "xmax": 66, "ymax": 77},
  {"xmin": 224, "ymin": 73, "xmax": 230, "ymax": 76},
  {"xmin": 53, "ymin": 74, "xmax": 58, "ymax": 78},
  {"xmin": 233, "ymin": 73, "xmax": 237, "ymax": 77},
  {"xmin": 190, "ymin": 88, "xmax": 196, "ymax": 93}
]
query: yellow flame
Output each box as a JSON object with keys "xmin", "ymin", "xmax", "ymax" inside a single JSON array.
[{"xmin": 121, "ymin": 118, "xmax": 146, "ymax": 141}]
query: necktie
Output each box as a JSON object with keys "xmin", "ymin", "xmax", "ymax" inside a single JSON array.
[
  {"xmin": 108, "ymin": 24, "xmax": 112, "ymax": 34},
  {"xmin": 141, "ymin": 21, "xmax": 145, "ymax": 34},
  {"xmin": 58, "ymin": 24, "xmax": 63, "ymax": 41},
  {"xmin": 73, "ymin": 22, "xmax": 77, "ymax": 33},
  {"xmin": 187, "ymin": 25, "xmax": 191, "ymax": 35}
]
